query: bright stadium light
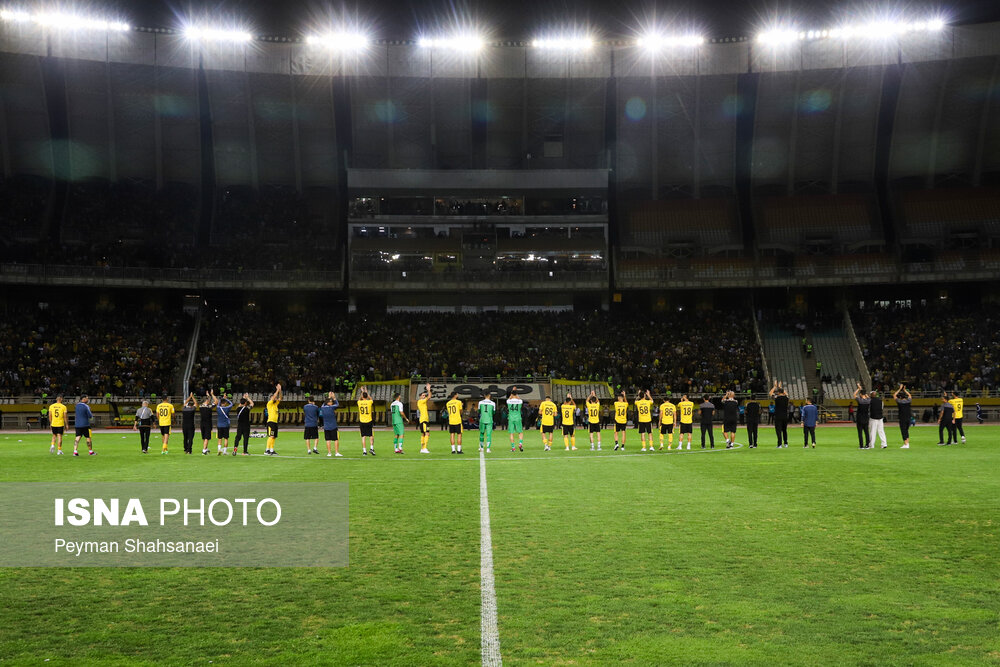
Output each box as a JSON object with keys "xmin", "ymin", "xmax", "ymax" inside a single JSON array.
[
  {"xmin": 762, "ymin": 17, "xmax": 947, "ymax": 44},
  {"xmin": 1, "ymin": 9, "xmax": 129, "ymax": 32},
  {"xmin": 416, "ymin": 34, "xmax": 484, "ymax": 52},
  {"xmin": 756, "ymin": 28, "xmax": 800, "ymax": 46},
  {"xmin": 531, "ymin": 36, "xmax": 594, "ymax": 51},
  {"xmin": 184, "ymin": 26, "xmax": 253, "ymax": 43},
  {"xmin": 636, "ymin": 33, "xmax": 705, "ymax": 51},
  {"xmin": 305, "ymin": 31, "xmax": 369, "ymax": 50}
]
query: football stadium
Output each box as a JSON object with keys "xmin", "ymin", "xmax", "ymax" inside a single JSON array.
[{"xmin": 1, "ymin": 1, "xmax": 999, "ymax": 664}]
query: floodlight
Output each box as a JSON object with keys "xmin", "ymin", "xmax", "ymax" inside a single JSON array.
[
  {"xmin": 184, "ymin": 26, "xmax": 253, "ymax": 43},
  {"xmin": 306, "ymin": 32, "xmax": 369, "ymax": 50},
  {"xmin": 637, "ymin": 34, "xmax": 705, "ymax": 51},
  {"xmin": 1, "ymin": 9, "xmax": 129, "ymax": 31},
  {"xmin": 756, "ymin": 29, "xmax": 799, "ymax": 46}
]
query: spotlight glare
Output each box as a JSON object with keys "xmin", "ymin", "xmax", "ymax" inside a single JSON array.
[
  {"xmin": 306, "ymin": 31, "xmax": 369, "ymax": 51},
  {"xmin": 637, "ymin": 33, "xmax": 705, "ymax": 51},
  {"xmin": 184, "ymin": 26, "xmax": 253, "ymax": 43},
  {"xmin": 532, "ymin": 36, "xmax": 594, "ymax": 51},
  {"xmin": 1, "ymin": 9, "xmax": 129, "ymax": 32},
  {"xmin": 417, "ymin": 34, "xmax": 484, "ymax": 52}
]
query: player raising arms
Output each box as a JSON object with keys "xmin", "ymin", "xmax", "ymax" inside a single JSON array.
[
  {"xmin": 357, "ymin": 386, "xmax": 375, "ymax": 456},
  {"xmin": 538, "ymin": 395, "xmax": 557, "ymax": 451},
  {"xmin": 893, "ymin": 384, "xmax": 912, "ymax": 449},
  {"xmin": 216, "ymin": 393, "xmax": 233, "ymax": 455},
  {"xmin": 677, "ymin": 394, "xmax": 694, "ymax": 450},
  {"xmin": 416, "ymin": 383, "xmax": 431, "ymax": 453},
  {"xmin": 586, "ymin": 390, "xmax": 602, "ymax": 451},
  {"xmin": 321, "ymin": 392, "xmax": 342, "ymax": 457},
  {"xmin": 612, "ymin": 391, "xmax": 629, "ymax": 451},
  {"xmin": 560, "ymin": 393, "xmax": 577, "ymax": 451},
  {"xmin": 265, "ymin": 384, "xmax": 282, "ymax": 456},
  {"xmin": 478, "ymin": 392, "xmax": 496, "ymax": 453},
  {"xmin": 233, "ymin": 394, "xmax": 253, "ymax": 456},
  {"xmin": 391, "ymin": 392, "xmax": 410, "ymax": 454},
  {"xmin": 721, "ymin": 390, "xmax": 739, "ymax": 449},
  {"xmin": 48, "ymin": 395, "xmax": 67, "ymax": 455},
  {"xmin": 507, "ymin": 389, "xmax": 524, "ymax": 452},
  {"xmin": 446, "ymin": 391, "xmax": 464, "ymax": 454},
  {"xmin": 658, "ymin": 394, "xmax": 676, "ymax": 450},
  {"xmin": 200, "ymin": 391, "xmax": 218, "ymax": 455},
  {"xmin": 636, "ymin": 390, "xmax": 654, "ymax": 452}
]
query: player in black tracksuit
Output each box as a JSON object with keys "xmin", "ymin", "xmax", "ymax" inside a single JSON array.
[
  {"xmin": 769, "ymin": 381, "xmax": 789, "ymax": 447},
  {"xmin": 234, "ymin": 394, "xmax": 254, "ymax": 454},
  {"xmin": 699, "ymin": 396, "xmax": 715, "ymax": 449},
  {"xmin": 182, "ymin": 393, "xmax": 197, "ymax": 454},
  {"xmin": 744, "ymin": 398, "xmax": 760, "ymax": 448},
  {"xmin": 853, "ymin": 383, "xmax": 871, "ymax": 449},
  {"xmin": 893, "ymin": 384, "xmax": 912, "ymax": 448}
]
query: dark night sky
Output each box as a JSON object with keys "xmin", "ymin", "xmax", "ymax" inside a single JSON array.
[{"xmin": 19, "ymin": 0, "xmax": 1000, "ymax": 40}]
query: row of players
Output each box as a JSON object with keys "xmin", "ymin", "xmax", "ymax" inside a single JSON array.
[{"xmin": 43, "ymin": 381, "xmax": 969, "ymax": 457}]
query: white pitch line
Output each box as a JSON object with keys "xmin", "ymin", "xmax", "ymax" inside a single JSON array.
[{"xmin": 479, "ymin": 449, "xmax": 502, "ymax": 667}]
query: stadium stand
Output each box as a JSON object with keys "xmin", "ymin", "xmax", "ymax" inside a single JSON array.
[
  {"xmin": 190, "ymin": 310, "xmax": 764, "ymax": 395},
  {"xmin": 896, "ymin": 187, "xmax": 1000, "ymax": 245},
  {"xmin": 756, "ymin": 194, "xmax": 882, "ymax": 253},
  {"xmin": 0, "ymin": 307, "xmax": 192, "ymax": 397},
  {"xmin": 852, "ymin": 304, "xmax": 1000, "ymax": 393},
  {"xmin": 619, "ymin": 198, "xmax": 740, "ymax": 251},
  {"xmin": 811, "ymin": 330, "xmax": 862, "ymax": 400},
  {"xmin": 760, "ymin": 326, "xmax": 809, "ymax": 399}
]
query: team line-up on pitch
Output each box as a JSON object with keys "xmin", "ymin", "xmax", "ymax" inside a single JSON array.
[{"xmin": 41, "ymin": 380, "xmax": 970, "ymax": 458}]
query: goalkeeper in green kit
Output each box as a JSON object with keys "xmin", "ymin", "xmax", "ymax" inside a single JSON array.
[
  {"xmin": 478, "ymin": 392, "xmax": 497, "ymax": 453},
  {"xmin": 506, "ymin": 389, "xmax": 524, "ymax": 452},
  {"xmin": 390, "ymin": 392, "xmax": 409, "ymax": 454}
]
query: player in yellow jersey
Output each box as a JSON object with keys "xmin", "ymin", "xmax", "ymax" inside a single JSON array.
[
  {"xmin": 677, "ymin": 394, "xmax": 695, "ymax": 450},
  {"xmin": 951, "ymin": 391, "xmax": 966, "ymax": 443},
  {"xmin": 538, "ymin": 395, "xmax": 557, "ymax": 451},
  {"xmin": 48, "ymin": 396, "xmax": 67, "ymax": 454},
  {"xmin": 586, "ymin": 390, "xmax": 602, "ymax": 451},
  {"xmin": 156, "ymin": 396, "xmax": 175, "ymax": 453},
  {"xmin": 612, "ymin": 391, "xmax": 629, "ymax": 451},
  {"xmin": 416, "ymin": 383, "xmax": 431, "ymax": 453},
  {"xmin": 635, "ymin": 390, "xmax": 654, "ymax": 451},
  {"xmin": 265, "ymin": 383, "xmax": 282, "ymax": 456},
  {"xmin": 357, "ymin": 386, "xmax": 375, "ymax": 456},
  {"xmin": 560, "ymin": 394, "xmax": 578, "ymax": 451},
  {"xmin": 445, "ymin": 391, "xmax": 464, "ymax": 454},
  {"xmin": 659, "ymin": 396, "xmax": 676, "ymax": 450}
]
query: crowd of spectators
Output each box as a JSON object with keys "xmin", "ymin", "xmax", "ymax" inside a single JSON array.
[
  {"xmin": 854, "ymin": 303, "xmax": 1000, "ymax": 393},
  {"xmin": 0, "ymin": 306, "xmax": 191, "ymax": 397},
  {"xmin": 191, "ymin": 310, "xmax": 765, "ymax": 395}
]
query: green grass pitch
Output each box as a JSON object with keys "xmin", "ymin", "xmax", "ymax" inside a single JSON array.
[{"xmin": 1, "ymin": 424, "xmax": 998, "ymax": 665}]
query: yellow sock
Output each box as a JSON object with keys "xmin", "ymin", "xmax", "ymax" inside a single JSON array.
[
  {"xmin": 571, "ymin": 436, "xmax": 576, "ymax": 448},
  {"xmin": 564, "ymin": 436, "xmax": 569, "ymax": 448},
  {"xmin": 267, "ymin": 437, "xmax": 275, "ymax": 449},
  {"xmin": 659, "ymin": 435, "xmax": 664, "ymax": 446},
  {"xmin": 669, "ymin": 433, "xmax": 674, "ymax": 446}
]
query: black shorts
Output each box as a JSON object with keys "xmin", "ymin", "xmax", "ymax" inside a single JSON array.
[
  {"xmin": 419, "ymin": 421, "xmax": 429, "ymax": 434},
  {"xmin": 360, "ymin": 422, "xmax": 373, "ymax": 437},
  {"xmin": 589, "ymin": 423, "xmax": 601, "ymax": 433},
  {"xmin": 660, "ymin": 424, "xmax": 674, "ymax": 435},
  {"xmin": 266, "ymin": 421, "xmax": 279, "ymax": 438},
  {"xmin": 324, "ymin": 428, "xmax": 339, "ymax": 441},
  {"xmin": 217, "ymin": 427, "xmax": 230, "ymax": 439},
  {"xmin": 562, "ymin": 425, "xmax": 574, "ymax": 436},
  {"xmin": 51, "ymin": 426, "xmax": 64, "ymax": 435},
  {"xmin": 542, "ymin": 424, "xmax": 554, "ymax": 434},
  {"xmin": 200, "ymin": 426, "xmax": 213, "ymax": 440},
  {"xmin": 899, "ymin": 423, "xmax": 910, "ymax": 439},
  {"xmin": 680, "ymin": 423, "xmax": 693, "ymax": 434},
  {"xmin": 449, "ymin": 424, "xmax": 462, "ymax": 434},
  {"xmin": 723, "ymin": 421, "xmax": 737, "ymax": 432},
  {"xmin": 638, "ymin": 422, "xmax": 652, "ymax": 434},
  {"xmin": 75, "ymin": 427, "xmax": 91, "ymax": 438},
  {"xmin": 160, "ymin": 425, "xmax": 171, "ymax": 435},
  {"xmin": 304, "ymin": 426, "xmax": 319, "ymax": 440},
  {"xmin": 614, "ymin": 423, "xmax": 627, "ymax": 432}
]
